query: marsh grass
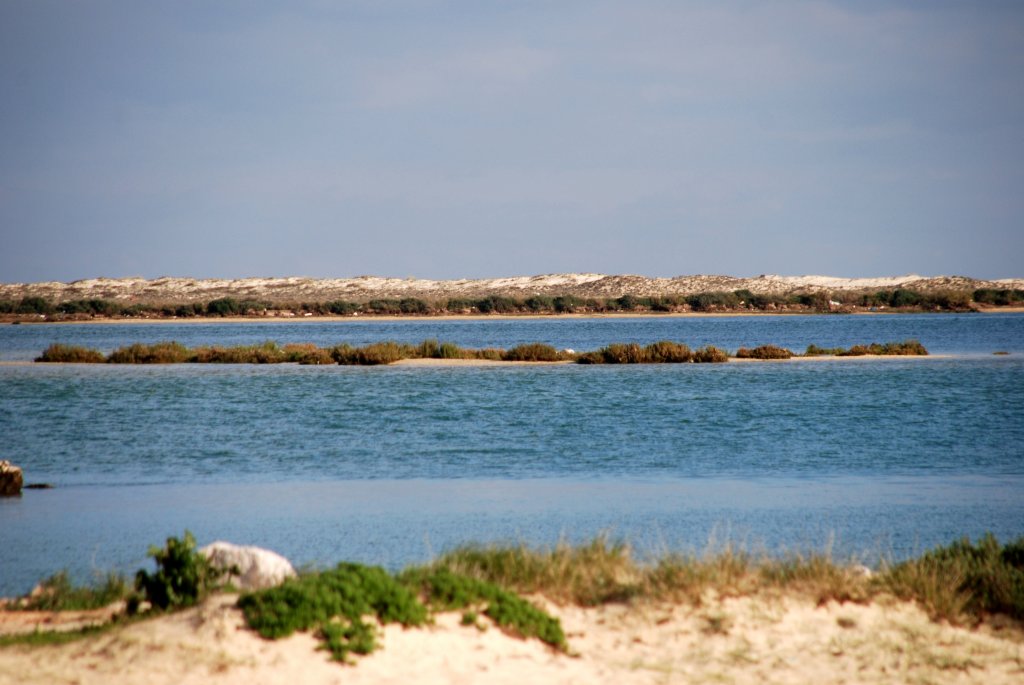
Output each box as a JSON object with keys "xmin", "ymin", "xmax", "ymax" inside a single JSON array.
[
  {"xmin": 735, "ymin": 345, "xmax": 793, "ymax": 360},
  {"xmin": 35, "ymin": 339, "xmax": 928, "ymax": 366},
  {"xmin": 108, "ymin": 341, "xmax": 191, "ymax": 364},
  {"xmin": 35, "ymin": 343, "xmax": 106, "ymax": 363}
]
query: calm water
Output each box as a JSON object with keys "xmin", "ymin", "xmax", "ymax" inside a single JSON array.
[{"xmin": 1, "ymin": 314, "xmax": 1022, "ymax": 594}]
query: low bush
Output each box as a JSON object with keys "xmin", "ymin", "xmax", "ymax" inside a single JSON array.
[
  {"xmin": 134, "ymin": 531, "xmax": 224, "ymax": 611},
  {"xmin": 282, "ymin": 343, "xmax": 335, "ymax": 365},
  {"xmin": 882, "ymin": 534, "xmax": 1024, "ymax": 624},
  {"xmin": 108, "ymin": 341, "xmax": 191, "ymax": 364},
  {"xmin": 735, "ymin": 345, "xmax": 792, "ymax": 360},
  {"xmin": 35, "ymin": 343, "xmax": 106, "ymax": 363},
  {"xmin": 400, "ymin": 568, "xmax": 567, "ymax": 651},
  {"xmin": 692, "ymin": 345, "xmax": 729, "ymax": 363},
  {"xmin": 191, "ymin": 341, "xmax": 286, "ymax": 364},
  {"xmin": 643, "ymin": 341, "xmax": 693, "ymax": 363},
  {"xmin": 331, "ymin": 341, "xmax": 415, "ymax": 365},
  {"xmin": 803, "ymin": 344, "xmax": 846, "ymax": 356},
  {"xmin": 239, "ymin": 562, "xmax": 566, "ymax": 662},
  {"xmin": 502, "ymin": 343, "xmax": 563, "ymax": 362}
]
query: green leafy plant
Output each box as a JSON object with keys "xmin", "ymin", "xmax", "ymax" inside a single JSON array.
[{"xmin": 134, "ymin": 531, "xmax": 223, "ymax": 611}]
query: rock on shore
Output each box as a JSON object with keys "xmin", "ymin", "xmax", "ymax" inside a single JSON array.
[{"xmin": 0, "ymin": 461, "xmax": 23, "ymax": 496}]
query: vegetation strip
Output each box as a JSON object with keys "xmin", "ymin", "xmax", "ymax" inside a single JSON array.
[
  {"xmin": 4, "ymin": 532, "xmax": 1022, "ymax": 655},
  {"xmin": 4, "ymin": 287, "xmax": 1023, "ymax": 322},
  {"xmin": 34, "ymin": 339, "xmax": 928, "ymax": 365}
]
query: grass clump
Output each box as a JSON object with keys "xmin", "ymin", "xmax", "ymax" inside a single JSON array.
[
  {"xmin": 429, "ymin": 537, "xmax": 640, "ymax": 606},
  {"xmin": 882, "ymin": 533, "xmax": 1024, "ymax": 624},
  {"xmin": 107, "ymin": 341, "xmax": 191, "ymax": 364},
  {"xmin": 19, "ymin": 570, "xmax": 129, "ymax": 611},
  {"xmin": 134, "ymin": 531, "xmax": 224, "ymax": 611},
  {"xmin": 35, "ymin": 343, "xmax": 106, "ymax": 363},
  {"xmin": 735, "ymin": 345, "xmax": 792, "ymax": 360}
]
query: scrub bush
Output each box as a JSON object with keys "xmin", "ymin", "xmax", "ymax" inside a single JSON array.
[
  {"xmin": 692, "ymin": 345, "xmax": 729, "ymax": 363},
  {"xmin": 108, "ymin": 341, "xmax": 191, "ymax": 364},
  {"xmin": 502, "ymin": 343, "xmax": 563, "ymax": 362},
  {"xmin": 35, "ymin": 343, "xmax": 106, "ymax": 363},
  {"xmin": 735, "ymin": 345, "xmax": 792, "ymax": 360}
]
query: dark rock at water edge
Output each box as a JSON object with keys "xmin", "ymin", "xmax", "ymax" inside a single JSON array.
[{"xmin": 0, "ymin": 460, "xmax": 23, "ymax": 496}]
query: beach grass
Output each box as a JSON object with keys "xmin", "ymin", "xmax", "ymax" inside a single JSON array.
[{"xmin": 4, "ymin": 532, "xmax": 1022, "ymax": 654}]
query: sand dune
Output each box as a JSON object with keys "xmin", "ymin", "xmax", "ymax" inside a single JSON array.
[
  {"xmin": 1, "ymin": 593, "xmax": 1021, "ymax": 685},
  {"xmin": 2, "ymin": 273, "xmax": 1022, "ymax": 305}
]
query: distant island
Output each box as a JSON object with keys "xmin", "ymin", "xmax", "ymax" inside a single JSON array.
[{"xmin": 2, "ymin": 273, "xmax": 1022, "ymax": 321}]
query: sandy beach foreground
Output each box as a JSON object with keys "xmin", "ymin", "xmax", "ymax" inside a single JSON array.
[{"xmin": 1, "ymin": 593, "xmax": 1020, "ymax": 685}]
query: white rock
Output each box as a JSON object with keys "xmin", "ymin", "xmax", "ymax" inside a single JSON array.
[{"xmin": 199, "ymin": 542, "xmax": 297, "ymax": 591}]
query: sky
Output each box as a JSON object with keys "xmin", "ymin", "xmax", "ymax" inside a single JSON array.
[{"xmin": 1, "ymin": 0, "xmax": 1022, "ymax": 283}]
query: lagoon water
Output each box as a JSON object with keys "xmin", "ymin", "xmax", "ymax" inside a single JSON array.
[{"xmin": 1, "ymin": 314, "xmax": 1022, "ymax": 595}]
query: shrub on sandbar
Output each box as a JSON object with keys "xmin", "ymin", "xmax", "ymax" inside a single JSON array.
[
  {"xmin": 735, "ymin": 345, "xmax": 792, "ymax": 360},
  {"xmin": 692, "ymin": 345, "xmax": 729, "ymax": 363},
  {"xmin": 502, "ymin": 343, "xmax": 564, "ymax": 362},
  {"xmin": 35, "ymin": 343, "xmax": 106, "ymax": 363},
  {"xmin": 190, "ymin": 341, "xmax": 286, "ymax": 364},
  {"xmin": 331, "ymin": 341, "xmax": 415, "ymax": 365},
  {"xmin": 108, "ymin": 341, "xmax": 191, "ymax": 364}
]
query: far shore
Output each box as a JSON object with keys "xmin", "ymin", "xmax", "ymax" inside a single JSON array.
[
  {"xmin": 1, "ymin": 355, "xmax": 957, "ymax": 368},
  {"xmin": 6, "ymin": 306, "xmax": 1024, "ymax": 326}
]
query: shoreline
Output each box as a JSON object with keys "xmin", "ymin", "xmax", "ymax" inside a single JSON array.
[{"xmin": 6, "ymin": 307, "xmax": 1024, "ymax": 325}]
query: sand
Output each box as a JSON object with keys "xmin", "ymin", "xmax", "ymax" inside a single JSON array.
[
  {"xmin": 1, "ymin": 593, "xmax": 1021, "ymax": 685},
  {"xmin": 4, "ymin": 273, "xmax": 1023, "ymax": 306}
]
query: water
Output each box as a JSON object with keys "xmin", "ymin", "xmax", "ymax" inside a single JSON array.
[{"xmin": 1, "ymin": 314, "xmax": 1022, "ymax": 595}]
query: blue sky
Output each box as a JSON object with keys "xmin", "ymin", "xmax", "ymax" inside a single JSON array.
[{"xmin": 1, "ymin": 1, "xmax": 1021, "ymax": 282}]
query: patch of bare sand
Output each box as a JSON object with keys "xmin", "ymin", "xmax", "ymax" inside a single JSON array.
[{"xmin": 1, "ymin": 594, "xmax": 1021, "ymax": 685}]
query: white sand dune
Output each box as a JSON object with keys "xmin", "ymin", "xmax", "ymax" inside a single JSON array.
[{"xmin": 2, "ymin": 273, "xmax": 1022, "ymax": 305}]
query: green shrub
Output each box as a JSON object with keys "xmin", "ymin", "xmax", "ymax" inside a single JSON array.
[
  {"xmin": 35, "ymin": 343, "xmax": 106, "ymax": 363},
  {"xmin": 692, "ymin": 345, "xmax": 729, "ymax": 363},
  {"xmin": 735, "ymin": 345, "xmax": 792, "ymax": 360},
  {"xmin": 16, "ymin": 296, "xmax": 54, "ymax": 315},
  {"xmin": 325, "ymin": 300, "xmax": 360, "ymax": 315},
  {"xmin": 687, "ymin": 292, "xmax": 740, "ymax": 311},
  {"xmin": 882, "ymin": 534, "xmax": 1024, "ymax": 623},
  {"xmin": 135, "ymin": 531, "xmax": 223, "ymax": 611},
  {"xmin": 401, "ymin": 568, "xmax": 567, "ymax": 651},
  {"xmin": 239, "ymin": 563, "xmax": 427, "ymax": 662},
  {"xmin": 206, "ymin": 297, "xmax": 241, "ymax": 317},
  {"xmin": 107, "ymin": 341, "xmax": 191, "ymax": 364}
]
